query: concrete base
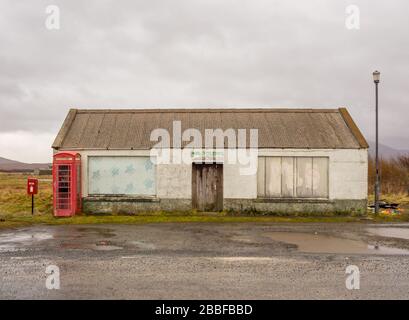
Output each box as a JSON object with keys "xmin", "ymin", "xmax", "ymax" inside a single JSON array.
[
  {"xmin": 83, "ymin": 196, "xmax": 367, "ymax": 215},
  {"xmin": 224, "ymin": 198, "xmax": 367, "ymax": 215},
  {"xmin": 83, "ymin": 197, "xmax": 192, "ymax": 214}
]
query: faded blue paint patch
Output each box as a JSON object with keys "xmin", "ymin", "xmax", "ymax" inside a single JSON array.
[
  {"xmin": 88, "ymin": 156, "xmax": 156, "ymax": 196},
  {"xmin": 111, "ymin": 167, "xmax": 120, "ymax": 176},
  {"xmin": 144, "ymin": 179, "xmax": 154, "ymax": 190},
  {"xmin": 125, "ymin": 164, "xmax": 135, "ymax": 174},
  {"xmin": 145, "ymin": 160, "xmax": 153, "ymax": 171},
  {"xmin": 125, "ymin": 183, "xmax": 134, "ymax": 193},
  {"xmin": 92, "ymin": 170, "xmax": 101, "ymax": 180}
]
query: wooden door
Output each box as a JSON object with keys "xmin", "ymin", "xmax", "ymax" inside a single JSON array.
[{"xmin": 192, "ymin": 163, "xmax": 223, "ymax": 211}]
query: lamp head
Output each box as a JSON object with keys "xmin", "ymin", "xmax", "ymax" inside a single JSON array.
[{"xmin": 373, "ymin": 70, "xmax": 380, "ymax": 83}]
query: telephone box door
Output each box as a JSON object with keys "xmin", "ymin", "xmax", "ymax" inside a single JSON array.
[
  {"xmin": 55, "ymin": 164, "xmax": 72, "ymax": 216},
  {"xmin": 53, "ymin": 152, "xmax": 81, "ymax": 217}
]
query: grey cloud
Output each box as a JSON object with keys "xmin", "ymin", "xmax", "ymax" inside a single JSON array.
[{"xmin": 0, "ymin": 0, "xmax": 408, "ymax": 162}]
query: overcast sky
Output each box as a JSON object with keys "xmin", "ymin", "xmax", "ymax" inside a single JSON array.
[{"xmin": 0, "ymin": 0, "xmax": 408, "ymax": 162}]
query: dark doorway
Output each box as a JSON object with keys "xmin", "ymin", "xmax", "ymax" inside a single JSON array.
[{"xmin": 192, "ymin": 163, "xmax": 223, "ymax": 211}]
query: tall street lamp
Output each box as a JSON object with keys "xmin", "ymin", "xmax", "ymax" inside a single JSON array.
[{"xmin": 373, "ymin": 70, "xmax": 380, "ymax": 215}]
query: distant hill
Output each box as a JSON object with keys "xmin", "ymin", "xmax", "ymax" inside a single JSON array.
[
  {"xmin": 0, "ymin": 157, "xmax": 21, "ymax": 164},
  {"xmin": 0, "ymin": 157, "xmax": 51, "ymax": 172},
  {"xmin": 367, "ymin": 142, "xmax": 409, "ymax": 159}
]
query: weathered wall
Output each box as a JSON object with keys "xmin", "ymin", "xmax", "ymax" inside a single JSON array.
[
  {"xmin": 82, "ymin": 197, "xmax": 366, "ymax": 215},
  {"xmin": 257, "ymin": 148, "xmax": 368, "ymax": 200},
  {"xmin": 83, "ymin": 197, "xmax": 191, "ymax": 214},
  {"xmin": 223, "ymin": 199, "xmax": 367, "ymax": 215},
  {"xmin": 156, "ymin": 163, "xmax": 191, "ymax": 198},
  {"xmin": 222, "ymin": 148, "xmax": 368, "ymax": 201},
  {"xmin": 223, "ymin": 162, "xmax": 257, "ymax": 199},
  {"xmin": 60, "ymin": 148, "xmax": 367, "ymax": 214},
  {"xmin": 78, "ymin": 150, "xmax": 152, "ymax": 197}
]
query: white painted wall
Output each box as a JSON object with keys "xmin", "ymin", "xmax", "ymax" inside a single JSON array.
[
  {"xmin": 257, "ymin": 149, "xmax": 368, "ymax": 200},
  {"xmin": 61, "ymin": 148, "xmax": 367, "ymax": 200},
  {"xmin": 224, "ymin": 162, "xmax": 257, "ymax": 199},
  {"xmin": 156, "ymin": 163, "xmax": 191, "ymax": 198}
]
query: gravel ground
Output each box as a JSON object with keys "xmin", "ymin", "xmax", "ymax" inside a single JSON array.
[{"xmin": 1, "ymin": 222, "xmax": 409, "ymax": 299}]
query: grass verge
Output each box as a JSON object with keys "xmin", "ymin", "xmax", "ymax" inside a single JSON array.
[
  {"xmin": 0, "ymin": 172, "xmax": 52, "ymax": 215},
  {"xmin": 0, "ymin": 213, "xmax": 372, "ymax": 230},
  {"xmin": 2, "ymin": 211, "xmax": 409, "ymax": 230},
  {"xmin": 1, "ymin": 172, "xmax": 409, "ymax": 230}
]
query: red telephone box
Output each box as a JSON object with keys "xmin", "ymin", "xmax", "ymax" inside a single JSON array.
[{"xmin": 53, "ymin": 152, "xmax": 81, "ymax": 217}]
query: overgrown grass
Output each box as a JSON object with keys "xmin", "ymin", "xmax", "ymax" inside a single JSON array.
[
  {"xmin": 0, "ymin": 172, "xmax": 53, "ymax": 215},
  {"xmin": 0, "ymin": 214, "xmax": 370, "ymax": 230},
  {"xmin": 368, "ymin": 193, "xmax": 409, "ymax": 206},
  {"xmin": 368, "ymin": 155, "xmax": 409, "ymax": 195},
  {"xmin": 1, "ymin": 211, "xmax": 408, "ymax": 230}
]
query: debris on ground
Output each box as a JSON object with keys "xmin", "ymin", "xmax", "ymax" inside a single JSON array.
[
  {"xmin": 380, "ymin": 208, "xmax": 405, "ymax": 216},
  {"xmin": 368, "ymin": 200, "xmax": 405, "ymax": 215}
]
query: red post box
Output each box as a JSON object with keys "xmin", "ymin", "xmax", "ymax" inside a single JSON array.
[
  {"xmin": 27, "ymin": 178, "xmax": 38, "ymax": 195},
  {"xmin": 53, "ymin": 152, "xmax": 81, "ymax": 217},
  {"xmin": 27, "ymin": 177, "xmax": 38, "ymax": 215}
]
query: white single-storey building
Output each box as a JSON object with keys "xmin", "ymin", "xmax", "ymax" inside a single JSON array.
[{"xmin": 52, "ymin": 108, "xmax": 368, "ymax": 214}]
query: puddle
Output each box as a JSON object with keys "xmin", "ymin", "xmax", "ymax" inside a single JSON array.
[
  {"xmin": 0, "ymin": 231, "xmax": 53, "ymax": 252},
  {"xmin": 0, "ymin": 232, "xmax": 53, "ymax": 243},
  {"xmin": 214, "ymin": 257, "xmax": 273, "ymax": 262},
  {"xmin": 129, "ymin": 241, "xmax": 156, "ymax": 250},
  {"xmin": 90, "ymin": 240, "xmax": 122, "ymax": 251},
  {"xmin": 268, "ymin": 232, "xmax": 409, "ymax": 255},
  {"xmin": 75, "ymin": 227, "xmax": 116, "ymax": 238},
  {"xmin": 0, "ymin": 244, "xmax": 28, "ymax": 253},
  {"xmin": 60, "ymin": 242, "xmax": 86, "ymax": 250},
  {"xmin": 59, "ymin": 241, "xmax": 123, "ymax": 251},
  {"xmin": 367, "ymin": 227, "xmax": 409, "ymax": 240},
  {"xmin": 230, "ymin": 236, "xmax": 254, "ymax": 243},
  {"xmin": 91, "ymin": 244, "xmax": 123, "ymax": 251}
]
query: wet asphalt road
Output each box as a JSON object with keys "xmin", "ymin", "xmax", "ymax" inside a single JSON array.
[{"xmin": 1, "ymin": 222, "xmax": 409, "ymax": 299}]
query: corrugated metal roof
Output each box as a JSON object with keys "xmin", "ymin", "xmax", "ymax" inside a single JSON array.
[{"xmin": 52, "ymin": 108, "xmax": 368, "ymax": 149}]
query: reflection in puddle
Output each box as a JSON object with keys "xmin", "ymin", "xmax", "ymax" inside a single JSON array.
[
  {"xmin": 0, "ymin": 232, "xmax": 53, "ymax": 252},
  {"xmin": 0, "ymin": 232, "xmax": 53, "ymax": 243},
  {"xmin": 367, "ymin": 227, "xmax": 409, "ymax": 240},
  {"xmin": 60, "ymin": 243, "xmax": 84, "ymax": 250},
  {"xmin": 75, "ymin": 227, "xmax": 116, "ymax": 238},
  {"xmin": 90, "ymin": 244, "xmax": 123, "ymax": 251},
  {"xmin": 214, "ymin": 257, "xmax": 273, "ymax": 262},
  {"xmin": 268, "ymin": 232, "xmax": 409, "ymax": 255},
  {"xmin": 91, "ymin": 240, "xmax": 123, "ymax": 251},
  {"xmin": 130, "ymin": 241, "xmax": 156, "ymax": 250},
  {"xmin": 230, "ymin": 236, "xmax": 254, "ymax": 243},
  {"xmin": 0, "ymin": 244, "xmax": 28, "ymax": 252}
]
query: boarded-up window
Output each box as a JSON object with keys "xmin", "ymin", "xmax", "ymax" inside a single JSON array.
[
  {"xmin": 265, "ymin": 157, "xmax": 281, "ymax": 197},
  {"xmin": 296, "ymin": 157, "xmax": 313, "ymax": 197},
  {"xmin": 281, "ymin": 157, "xmax": 295, "ymax": 197},
  {"xmin": 88, "ymin": 156, "xmax": 156, "ymax": 195},
  {"xmin": 258, "ymin": 157, "xmax": 328, "ymax": 198},
  {"xmin": 311, "ymin": 157, "xmax": 329, "ymax": 198}
]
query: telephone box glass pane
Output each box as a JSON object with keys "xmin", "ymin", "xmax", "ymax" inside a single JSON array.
[
  {"xmin": 57, "ymin": 165, "xmax": 71, "ymax": 209},
  {"xmin": 77, "ymin": 163, "xmax": 81, "ymax": 209}
]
